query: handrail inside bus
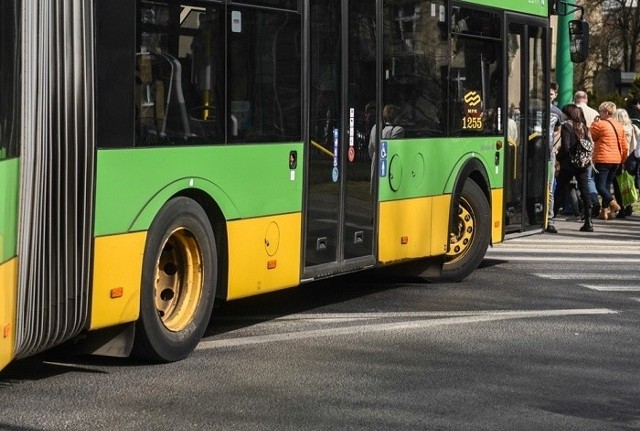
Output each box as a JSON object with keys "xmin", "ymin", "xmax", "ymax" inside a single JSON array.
[{"xmin": 310, "ymin": 139, "xmax": 335, "ymax": 158}]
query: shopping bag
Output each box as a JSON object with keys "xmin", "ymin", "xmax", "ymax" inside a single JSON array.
[{"xmin": 616, "ymin": 170, "xmax": 639, "ymax": 207}]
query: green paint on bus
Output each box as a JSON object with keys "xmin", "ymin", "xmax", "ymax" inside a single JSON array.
[
  {"xmin": 0, "ymin": 158, "xmax": 19, "ymax": 264},
  {"xmin": 94, "ymin": 144, "xmax": 305, "ymax": 236},
  {"xmin": 468, "ymin": 0, "xmax": 548, "ymax": 16},
  {"xmin": 378, "ymin": 136, "xmax": 504, "ymax": 201}
]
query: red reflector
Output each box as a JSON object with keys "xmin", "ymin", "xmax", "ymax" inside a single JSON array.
[
  {"xmin": 267, "ymin": 260, "xmax": 277, "ymax": 269},
  {"xmin": 401, "ymin": 236, "xmax": 409, "ymax": 245},
  {"xmin": 110, "ymin": 287, "xmax": 124, "ymax": 299},
  {"xmin": 3, "ymin": 324, "xmax": 10, "ymax": 338}
]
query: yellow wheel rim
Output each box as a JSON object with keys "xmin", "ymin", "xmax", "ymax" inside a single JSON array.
[
  {"xmin": 446, "ymin": 197, "xmax": 475, "ymax": 264},
  {"xmin": 155, "ymin": 228, "xmax": 204, "ymax": 332}
]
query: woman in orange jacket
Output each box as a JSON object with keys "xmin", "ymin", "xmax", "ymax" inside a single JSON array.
[{"xmin": 590, "ymin": 101, "xmax": 628, "ymax": 219}]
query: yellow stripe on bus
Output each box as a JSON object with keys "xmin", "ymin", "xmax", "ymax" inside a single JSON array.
[
  {"xmin": 491, "ymin": 188, "xmax": 504, "ymax": 244},
  {"xmin": 0, "ymin": 258, "xmax": 17, "ymax": 371},
  {"xmin": 90, "ymin": 232, "xmax": 147, "ymax": 330},
  {"xmin": 226, "ymin": 213, "xmax": 302, "ymax": 300},
  {"xmin": 378, "ymin": 195, "xmax": 451, "ymax": 263}
]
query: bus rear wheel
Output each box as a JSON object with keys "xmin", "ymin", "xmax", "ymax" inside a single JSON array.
[
  {"xmin": 440, "ymin": 180, "xmax": 490, "ymax": 282},
  {"xmin": 133, "ymin": 197, "xmax": 217, "ymax": 362}
]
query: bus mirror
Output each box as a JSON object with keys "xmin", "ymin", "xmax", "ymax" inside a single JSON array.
[{"xmin": 568, "ymin": 20, "xmax": 589, "ymax": 63}]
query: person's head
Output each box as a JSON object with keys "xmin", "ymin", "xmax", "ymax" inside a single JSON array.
[
  {"xmin": 550, "ymin": 82, "xmax": 559, "ymax": 102},
  {"xmin": 598, "ymin": 101, "xmax": 617, "ymax": 119},
  {"xmin": 613, "ymin": 108, "xmax": 631, "ymax": 126},
  {"xmin": 562, "ymin": 103, "xmax": 583, "ymax": 123},
  {"xmin": 573, "ymin": 90, "xmax": 588, "ymax": 105}
]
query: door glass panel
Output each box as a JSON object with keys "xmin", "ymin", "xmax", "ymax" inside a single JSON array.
[
  {"xmin": 306, "ymin": 0, "xmax": 341, "ymax": 266},
  {"xmin": 525, "ymin": 25, "xmax": 547, "ymax": 227},
  {"xmin": 344, "ymin": 0, "xmax": 375, "ymax": 259},
  {"xmin": 505, "ymin": 23, "xmax": 524, "ymax": 230},
  {"xmin": 505, "ymin": 20, "xmax": 548, "ymax": 232}
]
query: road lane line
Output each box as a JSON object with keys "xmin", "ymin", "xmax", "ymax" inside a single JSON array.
[
  {"xmin": 486, "ymin": 257, "xmax": 640, "ymax": 263},
  {"xmin": 534, "ymin": 273, "xmax": 640, "ymax": 280},
  {"xmin": 581, "ymin": 285, "xmax": 640, "ymax": 292},
  {"xmin": 196, "ymin": 308, "xmax": 616, "ymax": 350}
]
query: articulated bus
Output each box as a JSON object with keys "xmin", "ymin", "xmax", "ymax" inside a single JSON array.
[{"xmin": 0, "ymin": 0, "xmax": 561, "ymax": 370}]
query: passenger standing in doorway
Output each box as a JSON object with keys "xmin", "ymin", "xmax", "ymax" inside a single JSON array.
[{"xmin": 546, "ymin": 82, "xmax": 562, "ymax": 233}]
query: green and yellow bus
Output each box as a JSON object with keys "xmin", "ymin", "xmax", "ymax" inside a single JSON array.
[{"xmin": 0, "ymin": 0, "xmax": 564, "ymax": 370}]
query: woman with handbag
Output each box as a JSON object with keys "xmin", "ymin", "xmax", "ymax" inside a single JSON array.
[
  {"xmin": 556, "ymin": 104, "xmax": 594, "ymax": 232},
  {"xmin": 612, "ymin": 108, "xmax": 638, "ymax": 217},
  {"xmin": 590, "ymin": 101, "xmax": 628, "ymax": 220}
]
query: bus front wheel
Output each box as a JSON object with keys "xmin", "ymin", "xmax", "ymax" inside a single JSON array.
[
  {"xmin": 133, "ymin": 197, "xmax": 217, "ymax": 362},
  {"xmin": 440, "ymin": 180, "xmax": 490, "ymax": 282}
]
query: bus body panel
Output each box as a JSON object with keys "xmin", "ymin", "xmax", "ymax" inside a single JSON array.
[
  {"xmin": 226, "ymin": 212, "xmax": 302, "ymax": 300},
  {"xmin": 491, "ymin": 188, "xmax": 504, "ymax": 244},
  {"xmin": 0, "ymin": 159, "xmax": 19, "ymax": 370},
  {"xmin": 95, "ymin": 144, "xmax": 304, "ymax": 236},
  {"xmin": 467, "ymin": 0, "xmax": 547, "ymax": 16},
  {"xmin": 0, "ymin": 258, "xmax": 17, "ymax": 371},
  {"xmin": 90, "ymin": 232, "xmax": 147, "ymax": 330},
  {"xmin": 377, "ymin": 137, "xmax": 504, "ymax": 203},
  {"xmin": 0, "ymin": 159, "xmax": 19, "ymax": 264},
  {"xmin": 378, "ymin": 195, "xmax": 450, "ymax": 263}
]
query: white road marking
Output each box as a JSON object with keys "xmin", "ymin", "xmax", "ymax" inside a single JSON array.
[
  {"xmin": 534, "ymin": 273, "xmax": 640, "ymax": 280},
  {"xmin": 487, "ymin": 247, "xmax": 640, "ymax": 256},
  {"xmin": 196, "ymin": 308, "xmax": 616, "ymax": 350},
  {"xmin": 581, "ymin": 285, "xmax": 640, "ymax": 292},
  {"xmin": 486, "ymin": 256, "xmax": 640, "ymax": 263}
]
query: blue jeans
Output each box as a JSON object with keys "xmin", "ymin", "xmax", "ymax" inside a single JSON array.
[
  {"xmin": 587, "ymin": 165, "xmax": 597, "ymax": 194},
  {"xmin": 594, "ymin": 163, "xmax": 618, "ymax": 206}
]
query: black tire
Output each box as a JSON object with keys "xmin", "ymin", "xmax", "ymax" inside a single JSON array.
[
  {"xmin": 440, "ymin": 180, "xmax": 490, "ymax": 282},
  {"xmin": 133, "ymin": 197, "xmax": 217, "ymax": 362}
]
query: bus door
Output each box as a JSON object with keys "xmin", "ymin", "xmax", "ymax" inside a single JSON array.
[
  {"xmin": 504, "ymin": 17, "xmax": 548, "ymax": 234},
  {"xmin": 304, "ymin": 0, "xmax": 377, "ymax": 276}
]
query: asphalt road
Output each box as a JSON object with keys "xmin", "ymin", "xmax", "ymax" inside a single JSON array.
[{"xmin": 1, "ymin": 215, "xmax": 639, "ymax": 430}]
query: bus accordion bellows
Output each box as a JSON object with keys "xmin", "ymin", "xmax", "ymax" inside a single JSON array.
[{"xmin": 0, "ymin": 0, "xmax": 574, "ymax": 371}]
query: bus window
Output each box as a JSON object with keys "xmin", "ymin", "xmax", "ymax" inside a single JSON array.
[
  {"xmin": 136, "ymin": 2, "xmax": 224, "ymax": 146},
  {"xmin": 449, "ymin": 8, "xmax": 503, "ymax": 137},
  {"xmin": 227, "ymin": 7, "xmax": 301, "ymax": 143},
  {"xmin": 383, "ymin": 0, "xmax": 448, "ymax": 138},
  {"xmin": 0, "ymin": 1, "xmax": 20, "ymax": 159}
]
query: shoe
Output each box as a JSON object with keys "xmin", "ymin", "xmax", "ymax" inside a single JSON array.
[
  {"xmin": 616, "ymin": 211, "xmax": 626, "ymax": 219},
  {"xmin": 625, "ymin": 206, "xmax": 633, "ymax": 216},
  {"xmin": 609, "ymin": 199, "xmax": 621, "ymax": 213},
  {"xmin": 580, "ymin": 207, "xmax": 594, "ymax": 232},
  {"xmin": 545, "ymin": 225, "xmax": 558, "ymax": 233},
  {"xmin": 599, "ymin": 208, "xmax": 610, "ymax": 220},
  {"xmin": 592, "ymin": 204, "xmax": 601, "ymax": 218},
  {"xmin": 580, "ymin": 223, "xmax": 594, "ymax": 232}
]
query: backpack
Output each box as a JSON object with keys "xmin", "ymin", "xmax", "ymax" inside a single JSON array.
[{"xmin": 570, "ymin": 136, "xmax": 593, "ymax": 168}]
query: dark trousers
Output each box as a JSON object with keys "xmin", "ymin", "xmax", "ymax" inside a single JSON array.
[
  {"xmin": 556, "ymin": 163, "xmax": 592, "ymax": 214},
  {"xmin": 594, "ymin": 163, "xmax": 619, "ymax": 206}
]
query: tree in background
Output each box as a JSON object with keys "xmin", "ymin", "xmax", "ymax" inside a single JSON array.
[{"xmin": 570, "ymin": 0, "xmax": 638, "ymax": 95}]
